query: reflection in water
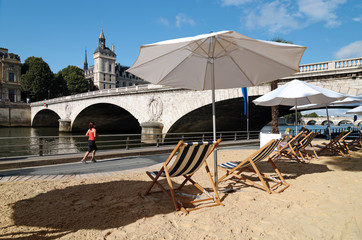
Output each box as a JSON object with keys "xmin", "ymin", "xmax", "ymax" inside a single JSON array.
[
  {"xmin": 0, "ymin": 127, "xmax": 140, "ymax": 158},
  {"xmin": 0, "ymin": 127, "xmax": 83, "ymax": 157}
]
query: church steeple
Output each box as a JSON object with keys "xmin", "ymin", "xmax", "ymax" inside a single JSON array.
[
  {"xmin": 99, "ymin": 29, "xmax": 106, "ymax": 49},
  {"xmin": 84, "ymin": 49, "xmax": 88, "ymax": 70}
]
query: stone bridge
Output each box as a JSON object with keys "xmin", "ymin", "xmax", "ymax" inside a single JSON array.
[
  {"xmin": 301, "ymin": 116, "xmax": 362, "ymax": 126},
  {"xmin": 30, "ymin": 57, "xmax": 362, "ymax": 136}
]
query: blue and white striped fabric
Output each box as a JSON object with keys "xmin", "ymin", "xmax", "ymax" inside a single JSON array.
[
  {"xmin": 219, "ymin": 139, "xmax": 282, "ymax": 169},
  {"xmin": 218, "ymin": 161, "xmax": 238, "ymax": 169},
  {"xmin": 152, "ymin": 141, "xmax": 216, "ymax": 177}
]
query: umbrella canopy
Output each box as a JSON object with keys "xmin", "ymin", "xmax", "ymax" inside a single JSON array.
[
  {"xmin": 346, "ymin": 105, "xmax": 362, "ymax": 115},
  {"xmin": 127, "ymin": 31, "xmax": 306, "ymax": 186},
  {"xmin": 290, "ymin": 94, "xmax": 362, "ymax": 110},
  {"xmin": 253, "ymin": 79, "xmax": 347, "ymax": 134},
  {"xmin": 253, "ymin": 79, "xmax": 347, "ymax": 106},
  {"xmin": 127, "ymin": 31, "xmax": 306, "ymax": 91}
]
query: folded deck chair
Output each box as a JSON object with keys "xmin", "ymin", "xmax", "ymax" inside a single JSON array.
[
  {"xmin": 270, "ymin": 130, "xmax": 307, "ymax": 163},
  {"xmin": 218, "ymin": 139, "xmax": 289, "ymax": 194},
  {"xmin": 144, "ymin": 139, "xmax": 223, "ymax": 214},
  {"xmin": 315, "ymin": 130, "xmax": 352, "ymax": 156},
  {"xmin": 344, "ymin": 131, "xmax": 362, "ymax": 150},
  {"xmin": 296, "ymin": 131, "xmax": 319, "ymax": 162}
]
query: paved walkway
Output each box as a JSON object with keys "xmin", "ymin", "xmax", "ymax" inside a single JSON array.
[{"xmin": 0, "ymin": 140, "xmax": 260, "ymax": 182}]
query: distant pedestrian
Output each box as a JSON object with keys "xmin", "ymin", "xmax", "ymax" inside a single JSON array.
[{"xmin": 81, "ymin": 121, "xmax": 98, "ymax": 164}]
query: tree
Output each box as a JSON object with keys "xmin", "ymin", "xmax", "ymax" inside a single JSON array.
[
  {"xmin": 270, "ymin": 38, "xmax": 294, "ymax": 133},
  {"xmin": 56, "ymin": 66, "xmax": 88, "ymax": 95},
  {"xmin": 304, "ymin": 112, "xmax": 319, "ymax": 117},
  {"xmin": 284, "ymin": 112, "xmax": 302, "ymax": 124},
  {"xmin": 21, "ymin": 57, "xmax": 55, "ymax": 101}
]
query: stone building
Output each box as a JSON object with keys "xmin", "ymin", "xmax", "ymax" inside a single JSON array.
[
  {"xmin": 0, "ymin": 48, "xmax": 22, "ymax": 102},
  {"xmin": 84, "ymin": 30, "xmax": 147, "ymax": 90}
]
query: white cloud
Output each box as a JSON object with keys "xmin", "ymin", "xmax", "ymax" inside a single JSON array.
[
  {"xmin": 220, "ymin": 0, "xmax": 253, "ymax": 6},
  {"xmin": 297, "ymin": 0, "xmax": 347, "ymax": 27},
  {"xmin": 175, "ymin": 13, "xmax": 195, "ymax": 28},
  {"xmin": 335, "ymin": 41, "xmax": 362, "ymax": 59},
  {"xmin": 225, "ymin": 0, "xmax": 347, "ymax": 34},
  {"xmin": 353, "ymin": 16, "xmax": 362, "ymax": 22},
  {"xmin": 158, "ymin": 17, "xmax": 170, "ymax": 26},
  {"xmin": 245, "ymin": 1, "xmax": 300, "ymax": 33}
]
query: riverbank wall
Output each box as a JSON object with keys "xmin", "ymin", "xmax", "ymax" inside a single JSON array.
[{"xmin": 0, "ymin": 102, "xmax": 31, "ymax": 127}]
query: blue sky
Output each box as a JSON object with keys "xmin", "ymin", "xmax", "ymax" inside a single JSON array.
[{"xmin": 1, "ymin": 0, "xmax": 361, "ymax": 74}]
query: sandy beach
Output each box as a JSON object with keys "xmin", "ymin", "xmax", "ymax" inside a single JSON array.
[{"xmin": 0, "ymin": 142, "xmax": 361, "ymax": 240}]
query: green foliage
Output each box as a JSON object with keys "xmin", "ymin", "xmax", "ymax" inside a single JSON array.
[
  {"xmin": 303, "ymin": 112, "xmax": 319, "ymax": 117},
  {"xmin": 56, "ymin": 66, "xmax": 88, "ymax": 95},
  {"xmin": 272, "ymin": 38, "xmax": 293, "ymax": 44},
  {"xmin": 284, "ymin": 112, "xmax": 302, "ymax": 123},
  {"xmin": 21, "ymin": 57, "xmax": 55, "ymax": 101}
]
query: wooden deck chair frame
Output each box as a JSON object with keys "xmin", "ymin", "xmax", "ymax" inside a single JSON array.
[
  {"xmin": 270, "ymin": 130, "xmax": 307, "ymax": 163},
  {"xmin": 296, "ymin": 131, "xmax": 319, "ymax": 162},
  {"xmin": 316, "ymin": 130, "xmax": 352, "ymax": 156},
  {"xmin": 144, "ymin": 139, "xmax": 223, "ymax": 214},
  {"xmin": 343, "ymin": 131, "xmax": 362, "ymax": 150},
  {"xmin": 218, "ymin": 139, "xmax": 289, "ymax": 194}
]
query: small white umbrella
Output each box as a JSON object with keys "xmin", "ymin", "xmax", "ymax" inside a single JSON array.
[
  {"xmin": 346, "ymin": 105, "xmax": 362, "ymax": 115},
  {"xmin": 127, "ymin": 31, "xmax": 306, "ymax": 185},
  {"xmin": 291, "ymin": 94, "xmax": 361, "ymax": 137},
  {"xmin": 253, "ymin": 79, "xmax": 347, "ymax": 134},
  {"xmin": 291, "ymin": 94, "xmax": 362, "ymax": 110}
]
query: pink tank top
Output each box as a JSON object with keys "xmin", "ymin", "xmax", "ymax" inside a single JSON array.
[{"xmin": 88, "ymin": 128, "xmax": 95, "ymax": 141}]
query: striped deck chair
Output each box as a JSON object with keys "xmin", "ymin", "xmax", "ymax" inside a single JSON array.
[
  {"xmin": 295, "ymin": 131, "xmax": 319, "ymax": 162},
  {"xmin": 270, "ymin": 130, "xmax": 307, "ymax": 163},
  {"xmin": 316, "ymin": 130, "xmax": 352, "ymax": 156},
  {"xmin": 218, "ymin": 139, "xmax": 289, "ymax": 194},
  {"xmin": 144, "ymin": 139, "xmax": 223, "ymax": 214}
]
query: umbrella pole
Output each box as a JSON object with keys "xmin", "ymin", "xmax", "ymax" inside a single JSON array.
[
  {"xmin": 210, "ymin": 36, "xmax": 218, "ymax": 189},
  {"xmin": 326, "ymin": 106, "xmax": 331, "ymax": 141},
  {"xmin": 295, "ymin": 103, "xmax": 298, "ymax": 135}
]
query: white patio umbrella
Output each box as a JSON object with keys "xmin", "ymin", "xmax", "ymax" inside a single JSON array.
[
  {"xmin": 346, "ymin": 105, "xmax": 362, "ymax": 115},
  {"xmin": 127, "ymin": 31, "xmax": 306, "ymax": 185},
  {"xmin": 290, "ymin": 94, "xmax": 362, "ymax": 110},
  {"xmin": 253, "ymin": 79, "xmax": 347, "ymax": 135},
  {"xmin": 290, "ymin": 94, "xmax": 361, "ymax": 133}
]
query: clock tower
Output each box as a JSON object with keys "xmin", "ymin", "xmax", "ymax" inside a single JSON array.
[{"xmin": 93, "ymin": 29, "xmax": 116, "ymax": 90}]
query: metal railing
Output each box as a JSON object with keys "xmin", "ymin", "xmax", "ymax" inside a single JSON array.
[
  {"xmin": 0, "ymin": 130, "xmax": 260, "ymax": 159},
  {"xmin": 288, "ymin": 126, "xmax": 361, "ymax": 137}
]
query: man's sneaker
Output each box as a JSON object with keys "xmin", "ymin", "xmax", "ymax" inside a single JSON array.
[
  {"xmin": 81, "ymin": 159, "xmax": 87, "ymax": 164},
  {"xmin": 91, "ymin": 158, "xmax": 97, "ymax": 163}
]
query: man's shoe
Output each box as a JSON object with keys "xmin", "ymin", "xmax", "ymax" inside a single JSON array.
[
  {"xmin": 91, "ymin": 158, "xmax": 97, "ymax": 163},
  {"xmin": 81, "ymin": 159, "xmax": 87, "ymax": 164}
]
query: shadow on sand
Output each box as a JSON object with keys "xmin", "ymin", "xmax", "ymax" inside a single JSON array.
[
  {"xmin": 7, "ymin": 179, "xmax": 174, "ymax": 239},
  {"xmin": 322, "ymin": 150, "xmax": 362, "ymax": 171}
]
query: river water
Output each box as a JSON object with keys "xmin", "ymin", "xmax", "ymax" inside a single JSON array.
[
  {"xmin": 0, "ymin": 124, "xmax": 359, "ymax": 158},
  {"xmin": 0, "ymin": 127, "xmax": 137, "ymax": 158}
]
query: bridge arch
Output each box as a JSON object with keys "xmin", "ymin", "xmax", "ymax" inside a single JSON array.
[
  {"xmin": 306, "ymin": 120, "xmax": 317, "ymax": 125},
  {"xmin": 164, "ymin": 97, "xmax": 290, "ymax": 135},
  {"xmin": 166, "ymin": 98, "xmax": 245, "ymax": 134},
  {"xmin": 32, "ymin": 109, "xmax": 60, "ymax": 127},
  {"xmin": 72, "ymin": 103, "xmax": 141, "ymax": 133},
  {"xmin": 337, "ymin": 120, "xmax": 353, "ymax": 126},
  {"xmin": 321, "ymin": 120, "xmax": 334, "ymax": 126}
]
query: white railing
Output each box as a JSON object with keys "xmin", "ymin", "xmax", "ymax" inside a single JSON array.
[
  {"xmin": 299, "ymin": 57, "xmax": 362, "ymax": 73},
  {"xmin": 30, "ymin": 84, "xmax": 177, "ymax": 106}
]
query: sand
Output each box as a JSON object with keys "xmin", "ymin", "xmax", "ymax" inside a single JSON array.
[{"xmin": 0, "ymin": 143, "xmax": 361, "ymax": 240}]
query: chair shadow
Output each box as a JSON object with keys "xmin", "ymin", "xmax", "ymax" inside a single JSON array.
[
  {"xmin": 8, "ymin": 179, "xmax": 174, "ymax": 239},
  {"xmin": 217, "ymin": 159, "xmax": 333, "ymax": 195},
  {"xmin": 322, "ymin": 151, "xmax": 362, "ymax": 171}
]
